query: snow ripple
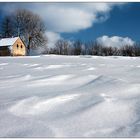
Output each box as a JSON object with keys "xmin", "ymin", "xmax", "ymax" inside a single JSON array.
[{"xmin": 9, "ymin": 94, "xmax": 79, "ymax": 116}]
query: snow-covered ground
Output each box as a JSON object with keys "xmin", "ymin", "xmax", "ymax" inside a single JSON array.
[{"xmin": 0, "ymin": 55, "xmax": 140, "ymax": 137}]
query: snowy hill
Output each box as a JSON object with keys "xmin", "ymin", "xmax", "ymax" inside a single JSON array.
[{"xmin": 0, "ymin": 55, "xmax": 140, "ymax": 137}]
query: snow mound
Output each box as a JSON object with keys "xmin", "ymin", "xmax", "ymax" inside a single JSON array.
[{"xmin": 9, "ymin": 94, "xmax": 79, "ymax": 116}]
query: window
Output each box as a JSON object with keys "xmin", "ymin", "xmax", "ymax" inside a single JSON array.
[
  {"xmin": 17, "ymin": 44, "xmax": 19, "ymax": 49},
  {"xmin": 21, "ymin": 45, "xmax": 23, "ymax": 48}
]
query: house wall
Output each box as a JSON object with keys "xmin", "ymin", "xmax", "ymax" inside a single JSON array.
[
  {"xmin": 0, "ymin": 46, "xmax": 10, "ymax": 56},
  {"xmin": 12, "ymin": 38, "xmax": 26, "ymax": 56}
]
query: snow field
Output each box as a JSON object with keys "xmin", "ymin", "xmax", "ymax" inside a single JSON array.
[{"xmin": 0, "ymin": 55, "xmax": 140, "ymax": 137}]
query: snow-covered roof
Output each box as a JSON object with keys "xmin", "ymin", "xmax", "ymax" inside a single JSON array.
[{"xmin": 0, "ymin": 37, "xmax": 19, "ymax": 47}]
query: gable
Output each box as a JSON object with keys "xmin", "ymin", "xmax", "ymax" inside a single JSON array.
[{"xmin": 14, "ymin": 37, "xmax": 26, "ymax": 48}]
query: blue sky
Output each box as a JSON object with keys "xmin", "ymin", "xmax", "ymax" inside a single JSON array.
[
  {"xmin": 61, "ymin": 3, "xmax": 140, "ymax": 42},
  {"xmin": 0, "ymin": 2, "xmax": 139, "ymax": 47}
]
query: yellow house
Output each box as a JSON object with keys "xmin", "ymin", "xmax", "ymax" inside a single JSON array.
[{"xmin": 0, "ymin": 37, "xmax": 26, "ymax": 56}]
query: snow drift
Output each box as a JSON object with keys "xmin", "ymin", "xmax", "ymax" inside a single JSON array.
[{"xmin": 0, "ymin": 55, "xmax": 140, "ymax": 137}]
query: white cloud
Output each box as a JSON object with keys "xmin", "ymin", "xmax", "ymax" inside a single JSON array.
[
  {"xmin": 31, "ymin": 3, "xmax": 124, "ymax": 33},
  {"xmin": 96, "ymin": 35, "xmax": 135, "ymax": 48},
  {"xmin": 43, "ymin": 7, "xmax": 95, "ymax": 33},
  {"xmin": 0, "ymin": 3, "xmax": 125, "ymax": 33},
  {"xmin": 46, "ymin": 31, "xmax": 62, "ymax": 48}
]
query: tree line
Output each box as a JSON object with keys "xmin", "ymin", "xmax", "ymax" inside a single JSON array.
[{"xmin": 44, "ymin": 40, "xmax": 140, "ymax": 57}]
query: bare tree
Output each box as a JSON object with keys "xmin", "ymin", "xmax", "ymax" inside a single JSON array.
[
  {"xmin": 55, "ymin": 40, "xmax": 70, "ymax": 55},
  {"xmin": 12, "ymin": 9, "xmax": 47, "ymax": 55},
  {"xmin": 1, "ymin": 15, "xmax": 13, "ymax": 38},
  {"xmin": 63, "ymin": 40, "xmax": 69, "ymax": 55},
  {"xmin": 134, "ymin": 43, "xmax": 140, "ymax": 56},
  {"xmin": 73, "ymin": 40, "xmax": 82, "ymax": 55},
  {"xmin": 92, "ymin": 42, "xmax": 102, "ymax": 55},
  {"xmin": 85, "ymin": 41, "xmax": 98, "ymax": 55},
  {"xmin": 120, "ymin": 45, "xmax": 135, "ymax": 56},
  {"xmin": 55, "ymin": 40, "xmax": 64, "ymax": 55}
]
